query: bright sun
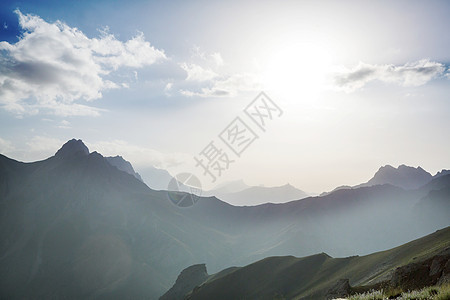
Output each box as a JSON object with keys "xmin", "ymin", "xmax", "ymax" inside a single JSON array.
[{"xmin": 262, "ymin": 41, "xmax": 332, "ymax": 102}]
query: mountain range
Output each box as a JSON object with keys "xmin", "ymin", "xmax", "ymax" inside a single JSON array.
[
  {"xmin": 138, "ymin": 165, "xmax": 175, "ymax": 191},
  {"xmin": 105, "ymin": 155, "xmax": 143, "ymax": 182},
  {"xmin": 204, "ymin": 182, "xmax": 309, "ymax": 206},
  {"xmin": 0, "ymin": 139, "xmax": 449, "ymax": 299},
  {"xmin": 322, "ymin": 164, "xmax": 449, "ymax": 196},
  {"xmin": 139, "ymin": 162, "xmax": 449, "ymax": 206}
]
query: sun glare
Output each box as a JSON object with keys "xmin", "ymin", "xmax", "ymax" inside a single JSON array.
[{"xmin": 262, "ymin": 41, "xmax": 332, "ymax": 102}]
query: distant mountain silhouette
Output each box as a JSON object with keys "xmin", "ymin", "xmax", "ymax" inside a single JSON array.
[
  {"xmin": 321, "ymin": 164, "xmax": 437, "ymax": 196},
  {"xmin": 358, "ymin": 164, "xmax": 432, "ymax": 190},
  {"xmin": 0, "ymin": 140, "xmax": 449, "ymax": 299},
  {"xmin": 138, "ymin": 165, "xmax": 175, "ymax": 190},
  {"xmin": 207, "ymin": 179, "xmax": 249, "ymax": 195},
  {"xmin": 434, "ymin": 169, "xmax": 450, "ymax": 179},
  {"xmin": 210, "ymin": 183, "xmax": 309, "ymax": 206},
  {"xmin": 105, "ymin": 155, "xmax": 143, "ymax": 182}
]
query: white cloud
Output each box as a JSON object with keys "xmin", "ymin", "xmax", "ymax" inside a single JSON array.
[
  {"xmin": 165, "ymin": 82, "xmax": 173, "ymax": 91},
  {"xmin": 58, "ymin": 120, "xmax": 71, "ymax": 129},
  {"xmin": 210, "ymin": 52, "xmax": 224, "ymax": 67},
  {"xmin": 0, "ymin": 135, "xmax": 64, "ymax": 161},
  {"xmin": 178, "ymin": 47, "xmax": 233, "ymax": 97},
  {"xmin": 332, "ymin": 59, "xmax": 446, "ymax": 92},
  {"xmin": 91, "ymin": 29, "xmax": 165, "ymax": 70},
  {"xmin": 180, "ymin": 73, "xmax": 262, "ymax": 98},
  {"xmin": 180, "ymin": 63, "xmax": 217, "ymax": 82},
  {"xmin": 0, "ymin": 137, "xmax": 15, "ymax": 154},
  {"xmin": 189, "ymin": 46, "xmax": 224, "ymax": 67},
  {"xmin": 0, "ymin": 10, "xmax": 166, "ymax": 116},
  {"xmin": 26, "ymin": 136, "xmax": 64, "ymax": 153},
  {"xmin": 164, "ymin": 82, "xmax": 174, "ymax": 97}
]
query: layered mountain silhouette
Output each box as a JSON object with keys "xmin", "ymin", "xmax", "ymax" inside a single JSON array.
[
  {"xmin": 207, "ymin": 183, "xmax": 309, "ymax": 206},
  {"xmin": 204, "ymin": 179, "xmax": 309, "ymax": 206},
  {"xmin": 138, "ymin": 165, "xmax": 175, "ymax": 190},
  {"xmin": 435, "ymin": 169, "xmax": 450, "ymax": 179},
  {"xmin": 208, "ymin": 179, "xmax": 249, "ymax": 195},
  {"xmin": 105, "ymin": 155, "xmax": 143, "ymax": 182},
  {"xmin": 322, "ymin": 164, "xmax": 444, "ymax": 196},
  {"xmin": 358, "ymin": 164, "xmax": 433, "ymax": 189},
  {"xmin": 0, "ymin": 139, "xmax": 449, "ymax": 299}
]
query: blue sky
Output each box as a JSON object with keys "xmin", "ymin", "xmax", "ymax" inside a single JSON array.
[{"xmin": 1, "ymin": 0, "xmax": 450, "ymax": 192}]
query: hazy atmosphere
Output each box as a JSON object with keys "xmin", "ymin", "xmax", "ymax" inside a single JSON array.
[
  {"xmin": 1, "ymin": 1, "xmax": 450, "ymax": 300},
  {"xmin": 1, "ymin": 0, "xmax": 450, "ymax": 193}
]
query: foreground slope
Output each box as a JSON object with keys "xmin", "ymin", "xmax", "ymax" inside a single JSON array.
[{"xmin": 165, "ymin": 227, "xmax": 450, "ymax": 300}]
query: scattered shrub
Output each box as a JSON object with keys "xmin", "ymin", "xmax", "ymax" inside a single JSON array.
[{"xmin": 339, "ymin": 283, "xmax": 450, "ymax": 300}]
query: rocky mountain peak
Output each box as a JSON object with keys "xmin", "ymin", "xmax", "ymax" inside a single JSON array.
[
  {"xmin": 366, "ymin": 164, "xmax": 433, "ymax": 190},
  {"xmin": 55, "ymin": 139, "xmax": 89, "ymax": 158}
]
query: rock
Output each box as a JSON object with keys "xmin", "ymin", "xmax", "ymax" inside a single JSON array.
[
  {"xmin": 429, "ymin": 256, "xmax": 446, "ymax": 276},
  {"xmin": 437, "ymin": 259, "xmax": 450, "ymax": 285},
  {"xmin": 160, "ymin": 264, "xmax": 209, "ymax": 300},
  {"xmin": 389, "ymin": 252, "xmax": 450, "ymax": 290},
  {"xmin": 326, "ymin": 279, "xmax": 351, "ymax": 299}
]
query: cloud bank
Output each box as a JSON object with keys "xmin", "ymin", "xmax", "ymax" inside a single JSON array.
[
  {"xmin": 332, "ymin": 59, "xmax": 446, "ymax": 92},
  {"xmin": 0, "ymin": 10, "xmax": 166, "ymax": 116},
  {"xmin": 180, "ymin": 63, "xmax": 217, "ymax": 82},
  {"xmin": 180, "ymin": 73, "xmax": 262, "ymax": 97}
]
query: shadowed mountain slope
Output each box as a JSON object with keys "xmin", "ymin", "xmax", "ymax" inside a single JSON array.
[
  {"xmin": 166, "ymin": 227, "xmax": 450, "ymax": 300},
  {"xmin": 105, "ymin": 155, "xmax": 143, "ymax": 182},
  {"xmin": 0, "ymin": 141, "xmax": 233, "ymax": 299}
]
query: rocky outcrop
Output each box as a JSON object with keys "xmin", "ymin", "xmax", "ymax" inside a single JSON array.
[
  {"xmin": 327, "ymin": 250, "xmax": 450, "ymax": 299},
  {"xmin": 160, "ymin": 264, "xmax": 209, "ymax": 300},
  {"xmin": 389, "ymin": 249, "xmax": 450, "ymax": 290},
  {"xmin": 326, "ymin": 279, "xmax": 351, "ymax": 299}
]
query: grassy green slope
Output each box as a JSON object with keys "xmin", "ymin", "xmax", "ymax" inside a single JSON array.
[{"xmin": 186, "ymin": 227, "xmax": 450, "ymax": 300}]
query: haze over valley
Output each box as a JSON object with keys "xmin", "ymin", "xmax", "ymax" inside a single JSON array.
[{"xmin": 1, "ymin": 0, "xmax": 449, "ymax": 299}]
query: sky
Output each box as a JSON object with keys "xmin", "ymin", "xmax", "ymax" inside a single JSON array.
[{"xmin": 0, "ymin": 0, "xmax": 449, "ymax": 193}]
